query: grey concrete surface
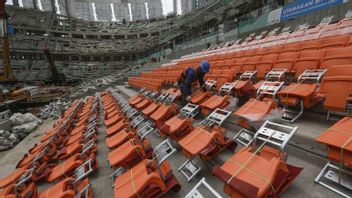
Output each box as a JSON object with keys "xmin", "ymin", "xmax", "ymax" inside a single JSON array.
[{"xmin": 89, "ymin": 99, "xmax": 115, "ymax": 197}]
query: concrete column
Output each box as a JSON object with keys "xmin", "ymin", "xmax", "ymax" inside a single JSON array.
[
  {"xmin": 32, "ymin": 0, "xmax": 37, "ymax": 9},
  {"xmin": 65, "ymin": 0, "xmax": 71, "ymax": 19},
  {"xmin": 173, "ymin": 0, "xmax": 177, "ymax": 14},
  {"xmin": 13, "ymin": 0, "xmax": 19, "ymax": 6},
  {"xmin": 50, "ymin": 0, "xmax": 56, "ymax": 13}
]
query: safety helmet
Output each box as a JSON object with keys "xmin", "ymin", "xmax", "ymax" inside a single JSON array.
[{"xmin": 200, "ymin": 61, "xmax": 210, "ymax": 73}]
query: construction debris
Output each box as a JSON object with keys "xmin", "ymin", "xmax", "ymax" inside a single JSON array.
[
  {"xmin": 10, "ymin": 112, "xmax": 42, "ymax": 126},
  {"xmin": 39, "ymin": 100, "xmax": 71, "ymax": 119},
  {"xmin": 0, "ymin": 130, "xmax": 16, "ymax": 151},
  {"xmin": 0, "ymin": 113, "xmax": 42, "ymax": 151}
]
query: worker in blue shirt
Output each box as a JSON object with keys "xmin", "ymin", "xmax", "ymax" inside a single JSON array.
[{"xmin": 177, "ymin": 61, "xmax": 210, "ymax": 106}]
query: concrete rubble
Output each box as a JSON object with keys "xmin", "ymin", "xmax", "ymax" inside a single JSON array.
[
  {"xmin": 39, "ymin": 100, "xmax": 71, "ymax": 120},
  {"xmin": 0, "ymin": 113, "xmax": 42, "ymax": 151}
]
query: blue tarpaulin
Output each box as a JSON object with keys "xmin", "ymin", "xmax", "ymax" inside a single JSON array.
[{"xmin": 281, "ymin": 0, "xmax": 344, "ymax": 21}]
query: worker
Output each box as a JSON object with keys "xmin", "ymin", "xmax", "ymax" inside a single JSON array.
[{"xmin": 177, "ymin": 61, "xmax": 210, "ymax": 106}]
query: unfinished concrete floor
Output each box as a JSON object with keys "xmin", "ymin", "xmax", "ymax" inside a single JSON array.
[
  {"xmin": 0, "ymin": 84, "xmax": 344, "ymax": 198},
  {"xmin": 0, "ymin": 118, "xmax": 55, "ymax": 176}
]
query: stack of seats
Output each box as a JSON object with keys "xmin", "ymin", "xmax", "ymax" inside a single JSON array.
[
  {"xmin": 176, "ymin": 108, "xmax": 237, "ymax": 164},
  {"xmin": 101, "ymin": 88, "xmax": 181, "ymax": 198},
  {"xmin": 130, "ymin": 88, "xmax": 179, "ymax": 128},
  {"xmin": 197, "ymin": 80, "xmax": 254, "ymax": 115},
  {"xmin": 103, "ymin": 94, "xmax": 154, "ymax": 168},
  {"xmin": 233, "ymin": 81, "xmax": 284, "ymax": 131},
  {"xmin": 315, "ymin": 116, "xmax": 352, "ymax": 197},
  {"xmin": 213, "ymin": 121, "xmax": 303, "ymax": 198},
  {"xmin": 0, "ymin": 94, "xmax": 100, "ymax": 198},
  {"xmin": 159, "ymin": 103, "xmax": 198, "ymax": 141}
]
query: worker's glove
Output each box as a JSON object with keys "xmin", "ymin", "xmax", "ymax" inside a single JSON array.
[{"xmin": 186, "ymin": 96, "xmax": 191, "ymax": 102}]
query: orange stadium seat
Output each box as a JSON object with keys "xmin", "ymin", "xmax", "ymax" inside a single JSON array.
[
  {"xmin": 214, "ymin": 121, "xmax": 302, "ymax": 198},
  {"xmin": 111, "ymin": 139, "xmax": 181, "ymax": 198},
  {"xmin": 159, "ymin": 103, "xmax": 198, "ymax": 141},
  {"xmin": 107, "ymin": 138, "xmax": 152, "ymax": 168},
  {"xmin": 233, "ymin": 81, "xmax": 284, "ymax": 131},
  {"xmin": 255, "ymin": 53, "xmax": 278, "ymax": 80},
  {"xmin": 300, "ymin": 39, "xmax": 323, "ymax": 51},
  {"xmin": 315, "ymin": 116, "xmax": 352, "ymax": 197},
  {"xmin": 317, "ymin": 65, "xmax": 352, "ymax": 115},
  {"xmin": 278, "ymin": 69, "xmax": 326, "ymax": 122},
  {"xmin": 177, "ymin": 109, "xmax": 236, "ymax": 181},
  {"xmin": 320, "ymin": 47, "xmax": 352, "ymax": 69},
  {"xmin": 320, "ymin": 34, "xmax": 350, "ymax": 49},
  {"xmin": 38, "ymin": 178, "xmax": 93, "ymax": 198},
  {"xmin": 292, "ymin": 49, "xmax": 326, "ymax": 78}
]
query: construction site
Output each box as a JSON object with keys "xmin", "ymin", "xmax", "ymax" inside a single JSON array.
[{"xmin": 0, "ymin": 0, "xmax": 352, "ymax": 197}]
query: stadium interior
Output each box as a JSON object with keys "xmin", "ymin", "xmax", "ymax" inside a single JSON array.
[{"xmin": 0, "ymin": 0, "xmax": 352, "ymax": 197}]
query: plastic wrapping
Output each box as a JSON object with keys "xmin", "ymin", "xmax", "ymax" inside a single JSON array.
[
  {"xmin": 12, "ymin": 121, "xmax": 40, "ymax": 135},
  {"xmin": 39, "ymin": 100, "xmax": 71, "ymax": 119},
  {"xmin": 224, "ymin": 98, "xmax": 239, "ymax": 112},
  {"xmin": 10, "ymin": 113, "xmax": 42, "ymax": 126},
  {"xmin": 0, "ymin": 113, "xmax": 42, "ymax": 151},
  {"xmin": 235, "ymin": 109, "xmax": 283, "ymax": 131}
]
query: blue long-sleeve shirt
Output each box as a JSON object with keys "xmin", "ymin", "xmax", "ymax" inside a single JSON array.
[{"xmin": 179, "ymin": 67, "xmax": 205, "ymax": 96}]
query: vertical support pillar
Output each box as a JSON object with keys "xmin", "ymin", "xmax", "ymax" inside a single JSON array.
[
  {"xmin": 50, "ymin": 0, "xmax": 56, "ymax": 13},
  {"xmin": 32, "ymin": 0, "xmax": 37, "ymax": 9},
  {"xmin": 65, "ymin": 0, "xmax": 71, "ymax": 19}
]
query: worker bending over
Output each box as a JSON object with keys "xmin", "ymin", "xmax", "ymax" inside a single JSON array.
[{"xmin": 177, "ymin": 61, "xmax": 210, "ymax": 106}]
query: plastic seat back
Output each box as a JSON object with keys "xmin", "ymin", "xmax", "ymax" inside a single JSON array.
[
  {"xmin": 281, "ymin": 42, "xmax": 300, "ymax": 52},
  {"xmin": 267, "ymin": 45, "xmax": 283, "ymax": 54},
  {"xmin": 235, "ymin": 57, "xmax": 248, "ymax": 67},
  {"xmin": 293, "ymin": 49, "xmax": 326, "ymax": 77},
  {"xmin": 300, "ymin": 39, "xmax": 323, "ymax": 51},
  {"xmin": 234, "ymin": 51, "xmax": 244, "ymax": 58},
  {"xmin": 272, "ymin": 52, "xmax": 299, "ymax": 70},
  {"xmin": 243, "ymin": 50, "xmax": 255, "ymax": 57},
  {"xmin": 320, "ymin": 65, "xmax": 352, "ymax": 111},
  {"xmin": 255, "ymin": 53, "xmax": 278, "ymax": 79},
  {"xmin": 242, "ymin": 56, "xmax": 261, "ymax": 72},
  {"xmin": 321, "ymin": 47, "xmax": 352, "ymax": 69},
  {"xmin": 321, "ymin": 34, "xmax": 350, "ymax": 49},
  {"xmin": 255, "ymin": 48, "xmax": 267, "ymax": 55},
  {"xmin": 319, "ymin": 23, "xmax": 341, "ymax": 38}
]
